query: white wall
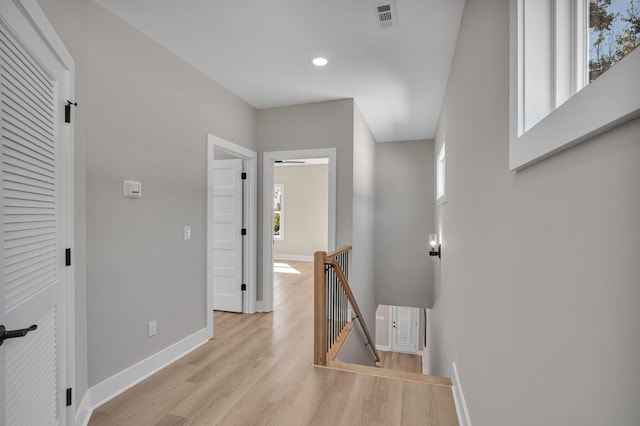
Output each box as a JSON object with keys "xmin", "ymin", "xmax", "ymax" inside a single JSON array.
[
  {"xmin": 375, "ymin": 305, "xmax": 391, "ymax": 348},
  {"xmin": 257, "ymin": 99, "xmax": 354, "ymax": 301},
  {"xmin": 39, "ymin": 0, "xmax": 257, "ymax": 389},
  {"xmin": 375, "ymin": 140, "xmax": 435, "ymax": 308},
  {"xmin": 351, "ymin": 103, "xmax": 377, "ymax": 331},
  {"xmin": 273, "ymin": 165, "xmax": 328, "ymax": 258},
  {"xmin": 432, "ymin": 1, "xmax": 640, "ymax": 425}
]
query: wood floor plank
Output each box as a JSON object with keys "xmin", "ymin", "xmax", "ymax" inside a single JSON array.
[{"xmin": 89, "ymin": 260, "xmax": 458, "ymax": 426}]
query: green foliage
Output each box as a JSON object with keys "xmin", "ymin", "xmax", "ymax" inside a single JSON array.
[
  {"xmin": 589, "ymin": 0, "xmax": 640, "ymax": 81},
  {"xmin": 273, "ymin": 212, "xmax": 280, "ymax": 235}
]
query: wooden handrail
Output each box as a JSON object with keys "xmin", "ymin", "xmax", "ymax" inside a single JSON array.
[
  {"xmin": 326, "ymin": 258, "xmax": 380, "ymax": 364},
  {"xmin": 326, "ymin": 245, "xmax": 352, "ymax": 259},
  {"xmin": 314, "ymin": 247, "xmax": 380, "ymax": 367}
]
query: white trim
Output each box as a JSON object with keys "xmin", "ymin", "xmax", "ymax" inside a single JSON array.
[
  {"xmin": 262, "ymin": 148, "xmax": 337, "ymax": 312},
  {"xmin": 509, "ymin": 0, "xmax": 640, "ymax": 170},
  {"xmin": 436, "ymin": 140, "xmax": 446, "ymax": 206},
  {"xmin": 89, "ymin": 328, "xmax": 209, "ymax": 411},
  {"xmin": 274, "ymin": 254, "xmax": 314, "ymax": 262},
  {"xmin": 375, "ymin": 344, "xmax": 390, "ymax": 351},
  {"xmin": 422, "ymin": 349, "xmax": 429, "ymax": 375},
  {"xmin": 75, "ymin": 390, "xmax": 92, "ymax": 426},
  {"xmin": 452, "ymin": 362, "xmax": 472, "ymax": 426},
  {"xmin": 207, "ymin": 134, "xmax": 258, "ymax": 322}
]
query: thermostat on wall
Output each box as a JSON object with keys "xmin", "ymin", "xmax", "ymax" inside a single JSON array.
[{"xmin": 123, "ymin": 180, "xmax": 142, "ymax": 198}]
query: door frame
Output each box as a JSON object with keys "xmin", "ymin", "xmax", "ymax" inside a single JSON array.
[
  {"xmin": 0, "ymin": 0, "xmax": 75, "ymax": 422},
  {"xmin": 261, "ymin": 148, "xmax": 336, "ymax": 312},
  {"xmin": 207, "ymin": 135, "xmax": 258, "ymax": 332},
  {"xmin": 390, "ymin": 306, "xmax": 420, "ymax": 354}
]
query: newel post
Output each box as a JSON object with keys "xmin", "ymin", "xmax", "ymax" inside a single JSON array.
[{"xmin": 314, "ymin": 251, "xmax": 327, "ymax": 366}]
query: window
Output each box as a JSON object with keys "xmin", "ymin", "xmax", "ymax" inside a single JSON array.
[
  {"xmin": 510, "ymin": 0, "xmax": 640, "ymax": 170},
  {"xmin": 436, "ymin": 141, "xmax": 446, "ymax": 205},
  {"xmin": 273, "ymin": 184, "xmax": 283, "ymax": 240},
  {"xmin": 589, "ymin": 0, "xmax": 640, "ymax": 81}
]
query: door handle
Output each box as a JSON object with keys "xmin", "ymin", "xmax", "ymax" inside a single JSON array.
[{"xmin": 0, "ymin": 324, "xmax": 37, "ymax": 346}]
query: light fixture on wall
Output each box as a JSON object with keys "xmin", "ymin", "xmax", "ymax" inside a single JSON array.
[{"xmin": 429, "ymin": 234, "xmax": 441, "ymax": 258}]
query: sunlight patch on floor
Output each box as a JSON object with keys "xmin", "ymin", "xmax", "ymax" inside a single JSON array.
[{"xmin": 274, "ymin": 262, "xmax": 301, "ymax": 274}]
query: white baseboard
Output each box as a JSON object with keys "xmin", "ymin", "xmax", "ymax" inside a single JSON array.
[
  {"xmin": 375, "ymin": 344, "xmax": 390, "ymax": 351},
  {"xmin": 89, "ymin": 328, "xmax": 210, "ymax": 411},
  {"xmin": 422, "ymin": 349, "xmax": 429, "ymax": 375},
  {"xmin": 452, "ymin": 362, "xmax": 472, "ymax": 426},
  {"xmin": 75, "ymin": 389, "xmax": 93, "ymax": 426},
  {"xmin": 274, "ymin": 254, "xmax": 314, "ymax": 262}
]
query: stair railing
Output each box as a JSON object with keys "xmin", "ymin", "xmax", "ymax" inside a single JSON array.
[{"xmin": 314, "ymin": 246, "xmax": 380, "ymax": 366}]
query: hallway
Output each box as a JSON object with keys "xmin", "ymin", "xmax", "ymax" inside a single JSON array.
[{"xmin": 89, "ymin": 260, "xmax": 457, "ymax": 425}]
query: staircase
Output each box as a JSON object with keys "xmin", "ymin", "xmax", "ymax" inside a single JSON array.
[{"xmin": 313, "ymin": 247, "xmax": 458, "ymax": 425}]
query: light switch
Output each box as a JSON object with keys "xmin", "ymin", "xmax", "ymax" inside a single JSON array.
[
  {"xmin": 123, "ymin": 180, "xmax": 142, "ymax": 198},
  {"xmin": 184, "ymin": 226, "xmax": 191, "ymax": 240}
]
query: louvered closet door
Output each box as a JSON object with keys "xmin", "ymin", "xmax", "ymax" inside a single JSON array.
[{"xmin": 0, "ymin": 2, "xmax": 70, "ymax": 425}]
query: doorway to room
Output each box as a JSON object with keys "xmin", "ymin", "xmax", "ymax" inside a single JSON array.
[
  {"xmin": 261, "ymin": 149, "xmax": 337, "ymax": 312},
  {"xmin": 207, "ymin": 134, "xmax": 257, "ymax": 331}
]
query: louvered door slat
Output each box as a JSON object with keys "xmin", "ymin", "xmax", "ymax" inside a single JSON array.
[
  {"xmin": 4, "ymin": 227, "xmax": 55, "ymax": 243},
  {"xmin": 0, "ymin": 61, "xmax": 52, "ymax": 118},
  {"xmin": 3, "ymin": 196, "xmax": 53, "ymax": 209},
  {"xmin": 0, "ymin": 114, "xmax": 52, "ymax": 157},
  {"xmin": 2, "ymin": 145, "xmax": 55, "ymax": 177},
  {"xmin": 0, "ymin": 66, "xmax": 54, "ymax": 125},
  {"xmin": 5, "ymin": 257, "xmax": 56, "ymax": 286},
  {"xmin": 6, "ymin": 307, "xmax": 58, "ymax": 426},
  {"xmin": 5, "ymin": 269, "xmax": 56, "ymax": 311},
  {"xmin": 0, "ymin": 32, "xmax": 54, "ymax": 102},
  {"xmin": 2, "ymin": 80, "xmax": 54, "ymax": 134},
  {"xmin": 5, "ymin": 241, "xmax": 55, "ymax": 266},
  {"xmin": 3, "ymin": 136, "xmax": 55, "ymax": 171},
  {"xmin": 2, "ymin": 91, "xmax": 54, "ymax": 141},
  {"xmin": 3, "ymin": 162, "xmax": 55, "ymax": 185},
  {"xmin": 4, "ymin": 189, "xmax": 54, "ymax": 204},
  {"xmin": 4, "ymin": 220, "xmax": 55, "ymax": 233},
  {"xmin": 1, "ymin": 4, "xmax": 66, "ymax": 425},
  {"xmin": 3, "ymin": 182, "xmax": 54, "ymax": 198}
]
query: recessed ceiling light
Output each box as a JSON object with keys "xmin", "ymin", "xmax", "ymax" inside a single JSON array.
[{"xmin": 312, "ymin": 57, "xmax": 328, "ymax": 67}]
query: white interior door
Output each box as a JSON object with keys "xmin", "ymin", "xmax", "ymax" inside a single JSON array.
[
  {"xmin": 1, "ymin": 1, "xmax": 71, "ymax": 425},
  {"xmin": 391, "ymin": 306, "xmax": 419, "ymax": 354},
  {"xmin": 213, "ymin": 159, "xmax": 243, "ymax": 312}
]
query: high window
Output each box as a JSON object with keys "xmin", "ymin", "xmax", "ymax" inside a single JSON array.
[
  {"xmin": 509, "ymin": 0, "xmax": 640, "ymax": 170},
  {"xmin": 273, "ymin": 184, "xmax": 283, "ymax": 240}
]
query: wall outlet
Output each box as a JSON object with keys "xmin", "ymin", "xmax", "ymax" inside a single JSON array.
[
  {"xmin": 183, "ymin": 226, "xmax": 191, "ymax": 240},
  {"xmin": 148, "ymin": 320, "xmax": 157, "ymax": 337}
]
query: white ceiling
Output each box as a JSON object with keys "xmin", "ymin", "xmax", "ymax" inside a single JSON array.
[{"xmin": 94, "ymin": 0, "xmax": 465, "ymax": 142}]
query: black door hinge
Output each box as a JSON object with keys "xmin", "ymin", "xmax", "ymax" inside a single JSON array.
[
  {"xmin": 241, "ymin": 284, "xmax": 247, "ymax": 291},
  {"xmin": 65, "ymin": 248, "xmax": 71, "ymax": 266},
  {"xmin": 241, "ymin": 228, "xmax": 247, "ymax": 236},
  {"xmin": 66, "ymin": 388, "xmax": 72, "ymax": 406},
  {"xmin": 241, "ymin": 172, "xmax": 247, "ymax": 180},
  {"xmin": 65, "ymin": 101, "xmax": 77, "ymax": 124}
]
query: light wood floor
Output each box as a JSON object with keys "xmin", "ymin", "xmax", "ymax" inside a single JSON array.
[
  {"xmin": 89, "ymin": 260, "xmax": 458, "ymax": 425},
  {"xmin": 378, "ymin": 350, "xmax": 423, "ymax": 374}
]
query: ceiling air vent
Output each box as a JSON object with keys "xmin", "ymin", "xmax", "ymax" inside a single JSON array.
[{"xmin": 374, "ymin": 1, "xmax": 397, "ymax": 29}]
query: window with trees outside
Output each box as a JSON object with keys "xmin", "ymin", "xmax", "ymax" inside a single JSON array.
[
  {"xmin": 590, "ymin": 0, "xmax": 640, "ymax": 81},
  {"xmin": 509, "ymin": 0, "xmax": 640, "ymax": 170},
  {"xmin": 273, "ymin": 184, "xmax": 283, "ymax": 240}
]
